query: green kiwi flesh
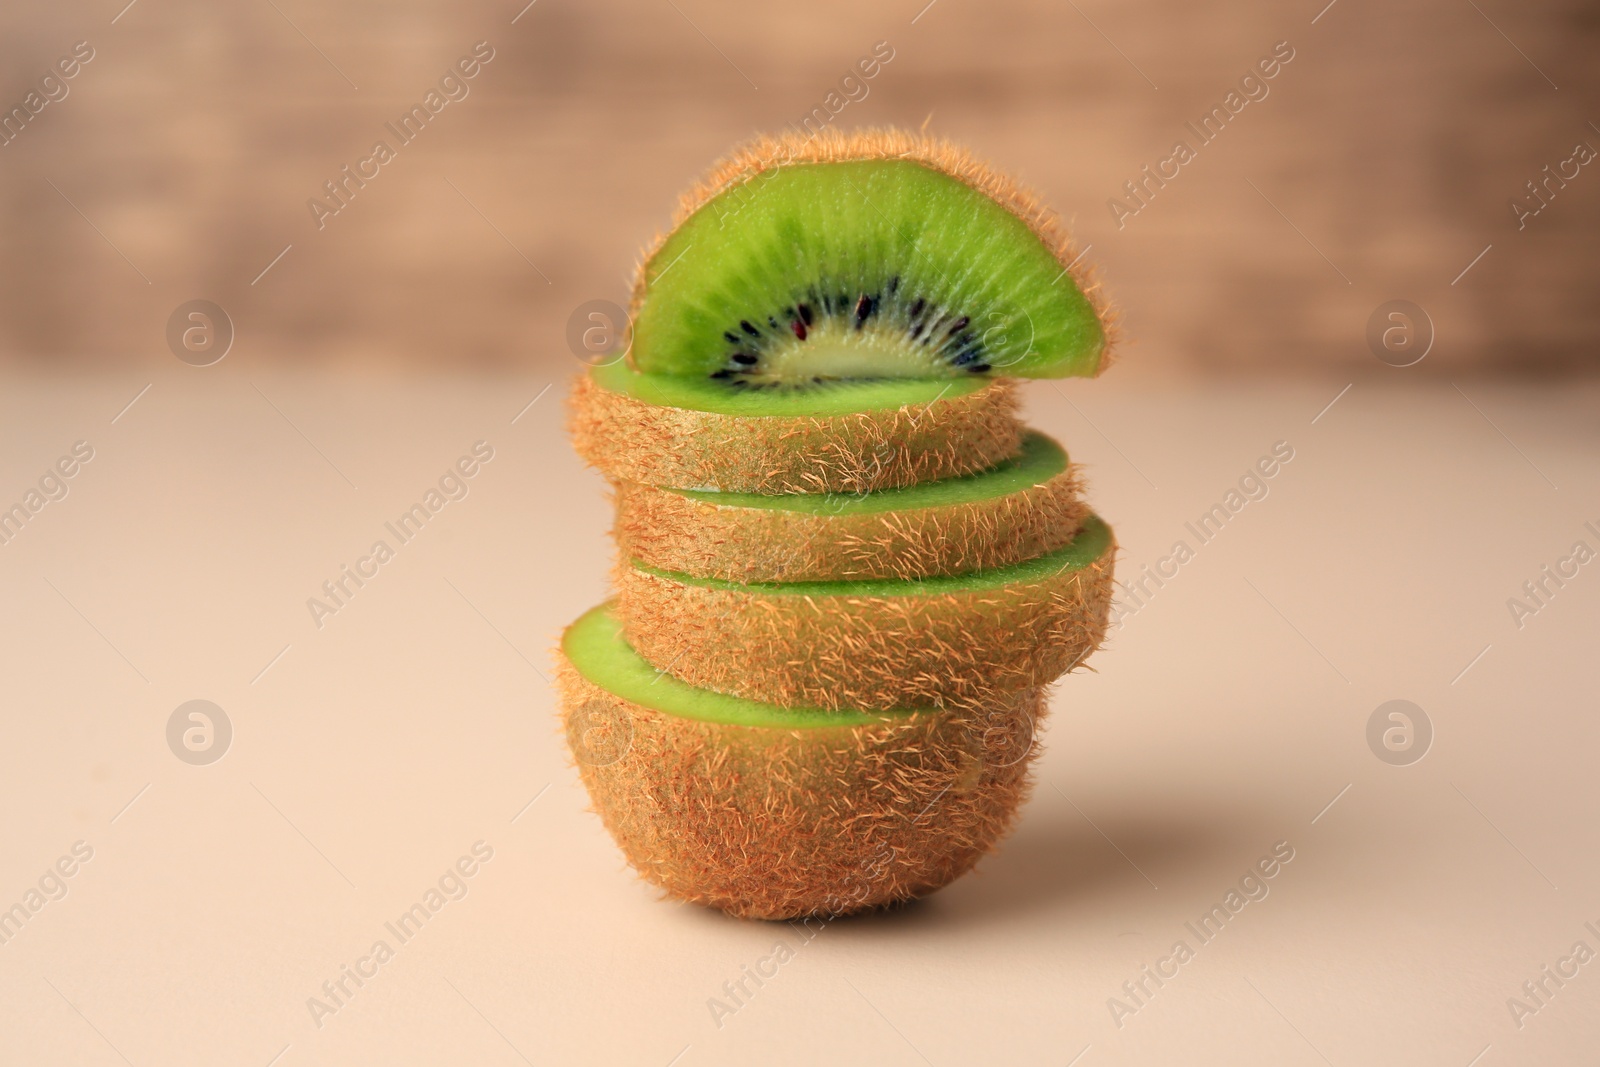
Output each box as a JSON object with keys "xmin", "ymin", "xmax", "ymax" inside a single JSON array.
[
  {"xmin": 631, "ymin": 160, "xmax": 1105, "ymax": 383},
  {"xmin": 563, "ymin": 603, "xmax": 916, "ymax": 728}
]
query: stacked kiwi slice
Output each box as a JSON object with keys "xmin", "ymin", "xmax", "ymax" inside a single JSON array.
[{"xmin": 559, "ymin": 129, "xmax": 1116, "ymax": 920}]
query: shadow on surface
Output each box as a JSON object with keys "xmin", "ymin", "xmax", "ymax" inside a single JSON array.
[
  {"xmin": 810, "ymin": 801, "xmax": 1270, "ymax": 937},
  {"xmin": 939, "ymin": 809, "xmax": 1234, "ymax": 921}
]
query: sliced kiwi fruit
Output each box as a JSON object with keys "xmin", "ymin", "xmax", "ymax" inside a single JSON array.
[
  {"xmin": 559, "ymin": 603, "xmax": 1041, "ymax": 919},
  {"xmin": 560, "ymin": 127, "xmax": 1120, "ymax": 921},
  {"xmin": 616, "ymin": 431, "xmax": 1087, "ymax": 582},
  {"xmin": 568, "ymin": 359, "xmax": 1021, "ymax": 494},
  {"xmin": 629, "ymin": 128, "xmax": 1111, "ymax": 385},
  {"xmin": 616, "ymin": 515, "xmax": 1115, "ymax": 711}
]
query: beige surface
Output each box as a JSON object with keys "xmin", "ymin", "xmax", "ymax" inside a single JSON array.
[{"xmin": 2, "ymin": 368, "xmax": 1596, "ymax": 1065}]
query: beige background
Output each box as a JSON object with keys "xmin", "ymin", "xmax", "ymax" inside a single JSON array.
[
  {"xmin": 2, "ymin": 0, "xmax": 1599, "ymax": 1064},
  {"xmin": 0, "ymin": 0, "xmax": 1596, "ymax": 375}
]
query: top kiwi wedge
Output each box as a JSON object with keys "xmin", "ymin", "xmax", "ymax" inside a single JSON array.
[{"xmin": 629, "ymin": 128, "xmax": 1111, "ymax": 386}]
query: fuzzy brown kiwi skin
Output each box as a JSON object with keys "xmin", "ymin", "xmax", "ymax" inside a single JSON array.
[
  {"xmin": 558, "ymin": 654, "xmax": 1042, "ymax": 920},
  {"xmin": 614, "ymin": 532, "xmax": 1116, "ymax": 712},
  {"xmin": 614, "ymin": 462, "xmax": 1090, "ymax": 583},
  {"xmin": 566, "ymin": 371, "xmax": 1022, "ymax": 495}
]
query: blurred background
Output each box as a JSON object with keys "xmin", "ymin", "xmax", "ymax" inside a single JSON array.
[{"xmin": 1, "ymin": 0, "xmax": 1596, "ymax": 377}]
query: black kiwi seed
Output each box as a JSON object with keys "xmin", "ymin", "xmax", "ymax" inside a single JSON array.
[
  {"xmin": 909, "ymin": 298, "xmax": 926, "ymax": 320},
  {"xmin": 740, "ymin": 320, "xmax": 761, "ymax": 337},
  {"xmin": 723, "ymin": 331, "xmax": 740, "ymax": 344},
  {"xmin": 732, "ymin": 353, "xmax": 758, "ymax": 365},
  {"xmin": 853, "ymin": 294, "xmax": 875, "ymax": 328},
  {"xmin": 797, "ymin": 303, "xmax": 814, "ymax": 326},
  {"xmin": 947, "ymin": 316, "xmax": 969, "ymax": 335}
]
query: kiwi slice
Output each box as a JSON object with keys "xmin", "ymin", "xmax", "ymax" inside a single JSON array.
[
  {"xmin": 616, "ymin": 515, "xmax": 1115, "ymax": 711},
  {"xmin": 629, "ymin": 128, "xmax": 1111, "ymax": 384},
  {"xmin": 568, "ymin": 359, "xmax": 1020, "ymax": 494},
  {"xmin": 616, "ymin": 430, "xmax": 1087, "ymax": 582},
  {"xmin": 559, "ymin": 603, "xmax": 1041, "ymax": 919}
]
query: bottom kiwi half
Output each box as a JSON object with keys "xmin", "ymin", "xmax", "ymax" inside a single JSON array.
[{"xmin": 558, "ymin": 603, "xmax": 1042, "ymax": 920}]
